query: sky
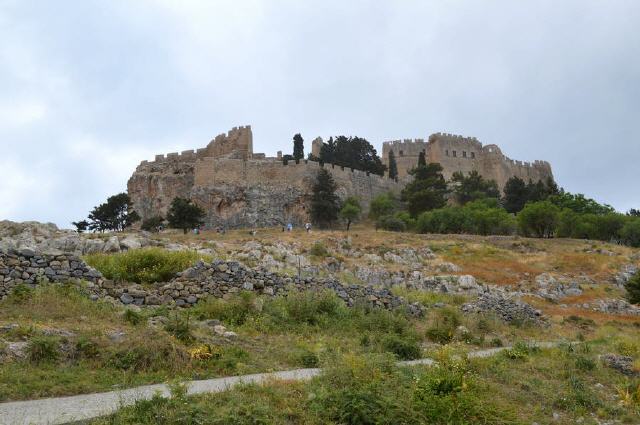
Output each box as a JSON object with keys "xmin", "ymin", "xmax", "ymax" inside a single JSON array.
[{"xmin": 1, "ymin": 0, "xmax": 639, "ymax": 228}]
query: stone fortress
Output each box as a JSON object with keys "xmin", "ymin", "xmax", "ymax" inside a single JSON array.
[
  {"xmin": 128, "ymin": 126, "xmax": 553, "ymax": 228},
  {"xmin": 382, "ymin": 133, "xmax": 553, "ymax": 189}
]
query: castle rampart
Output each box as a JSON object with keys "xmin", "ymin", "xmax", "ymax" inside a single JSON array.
[
  {"xmin": 383, "ymin": 132, "xmax": 553, "ymax": 188},
  {"xmin": 129, "ymin": 125, "xmax": 554, "ymax": 228}
]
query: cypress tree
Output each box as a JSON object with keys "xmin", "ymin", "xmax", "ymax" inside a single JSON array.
[
  {"xmin": 293, "ymin": 133, "xmax": 304, "ymax": 162},
  {"xmin": 388, "ymin": 150, "xmax": 398, "ymax": 180},
  {"xmin": 417, "ymin": 151, "xmax": 427, "ymax": 167},
  {"xmin": 310, "ymin": 169, "xmax": 340, "ymax": 228}
]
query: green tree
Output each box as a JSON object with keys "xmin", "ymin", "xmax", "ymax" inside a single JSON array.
[
  {"xmin": 625, "ymin": 271, "xmax": 640, "ymax": 304},
  {"xmin": 627, "ymin": 209, "xmax": 640, "ymax": 217},
  {"xmin": 369, "ymin": 193, "xmax": 397, "ymax": 220},
  {"xmin": 293, "ymin": 133, "xmax": 304, "ymax": 162},
  {"xmin": 417, "ymin": 151, "xmax": 426, "ymax": 167},
  {"xmin": 401, "ymin": 162, "xmax": 449, "ymax": 217},
  {"xmin": 621, "ymin": 219, "xmax": 640, "ymax": 248},
  {"xmin": 72, "ymin": 220, "xmax": 89, "ymax": 233},
  {"xmin": 166, "ymin": 197, "xmax": 205, "ymax": 234},
  {"xmin": 319, "ymin": 135, "xmax": 386, "ymax": 175},
  {"xmin": 311, "ymin": 168, "xmax": 340, "ymax": 228},
  {"xmin": 547, "ymin": 192, "xmax": 614, "ymax": 215},
  {"xmin": 141, "ymin": 216, "xmax": 164, "ymax": 232},
  {"xmin": 517, "ymin": 201, "xmax": 561, "ymax": 238},
  {"xmin": 88, "ymin": 193, "xmax": 139, "ymax": 232},
  {"xmin": 339, "ymin": 197, "xmax": 362, "ymax": 231},
  {"xmin": 388, "ymin": 150, "xmax": 398, "ymax": 180},
  {"xmin": 503, "ymin": 176, "xmax": 529, "ymax": 213},
  {"xmin": 451, "ymin": 170, "xmax": 500, "ymax": 205}
]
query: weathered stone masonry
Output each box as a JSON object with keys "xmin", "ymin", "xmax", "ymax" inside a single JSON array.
[
  {"xmin": 382, "ymin": 132, "xmax": 554, "ymax": 189},
  {"xmin": 0, "ymin": 248, "xmax": 422, "ymax": 315},
  {"xmin": 128, "ymin": 125, "xmax": 555, "ymax": 229}
]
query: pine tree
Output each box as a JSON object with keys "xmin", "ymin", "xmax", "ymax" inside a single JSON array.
[
  {"xmin": 87, "ymin": 193, "xmax": 139, "ymax": 232},
  {"xmin": 401, "ymin": 162, "xmax": 449, "ymax": 217},
  {"xmin": 310, "ymin": 169, "xmax": 340, "ymax": 228},
  {"xmin": 167, "ymin": 197, "xmax": 206, "ymax": 234},
  {"xmin": 388, "ymin": 150, "xmax": 398, "ymax": 180},
  {"xmin": 503, "ymin": 176, "xmax": 528, "ymax": 213},
  {"xmin": 293, "ymin": 133, "xmax": 304, "ymax": 162}
]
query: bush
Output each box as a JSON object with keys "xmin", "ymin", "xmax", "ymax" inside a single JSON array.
[
  {"xmin": 416, "ymin": 201, "xmax": 515, "ymax": 236},
  {"xmin": 376, "ymin": 215, "xmax": 406, "ymax": 232},
  {"xmin": 297, "ymin": 349, "xmax": 320, "ymax": 368},
  {"xmin": 164, "ymin": 313, "xmax": 194, "ymax": 343},
  {"xmin": 123, "ymin": 308, "xmax": 143, "ymax": 326},
  {"xmin": 309, "ymin": 241, "xmax": 329, "ymax": 257},
  {"xmin": 425, "ymin": 307, "xmax": 461, "ymax": 345},
  {"xmin": 368, "ymin": 193, "xmax": 397, "ymax": 220},
  {"xmin": 108, "ymin": 331, "xmax": 189, "ymax": 372},
  {"xmin": 85, "ymin": 248, "xmax": 205, "ymax": 284},
  {"xmin": 625, "ymin": 272, "xmax": 640, "ymax": 305},
  {"xmin": 193, "ymin": 291, "xmax": 258, "ymax": 326},
  {"xmin": 74, "ymin": 336, "xmax": 101, "ymax": 360},
  {"xmin": 517, "ymin": 201, "xmax": 561, "ymax": 238},
  {"xmin": 621, "ymin": 219, "xmax": 640, "ymax": 247},
  {"xmin": 140, "ymin": 216, "xmax": 164, "ymax": 232},
  {"xmin": 27, "ymin": 336, "xmax": 60, "ymax": 364},
  {"xmin": 381, "ymin": 334, "xmax": 421, "ymax": 360}
]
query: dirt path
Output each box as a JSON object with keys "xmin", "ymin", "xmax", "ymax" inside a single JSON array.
[{"xmin": 0, "ymin": 341, "xmax": 561, "ymax": 425}]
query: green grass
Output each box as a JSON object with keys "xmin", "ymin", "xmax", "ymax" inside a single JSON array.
[{"xmin": 84, "ymin": 248, "xmax": 210, "ymax": 284}]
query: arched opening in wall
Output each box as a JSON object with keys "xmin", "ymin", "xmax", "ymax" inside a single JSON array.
[
  {"xmin": 453, "ymin": 151, "xmax": 457, "ymax": 157},
  {"xmin": 463, "ymin": 151, "xmax": 467, "ymax": 158},
  {"xmin": 471, "ymin": 152, "xmax": 475, "ymax": 159},
  {"xmin": 399, "ymin": 150, "xmax": 404, "ymax": 157},
  {"xmin": 446, "ymin": 149, "xmax": 449, "ymax": 156}
]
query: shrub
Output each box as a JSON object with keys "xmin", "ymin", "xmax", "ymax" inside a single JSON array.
[
  {"xmin": 517, "ymin": 201, "xmax": 561, "ymax": 238},
  {"xmin": 621, "ymin": 219, "xmax": 640, "ymax": 247},
  {"xmin": 164, "ymin": 313, "xmax": 194, "ymax": 343},
  {"xmin": 7, "ymin": 284, "xmax": 34, "ymax": 304},
  {"xmin": 425, "ymin": 307, "xmax": 461, "ymax": 344},
  {"xmin": 194, "ymin": 291, "xmax": 258, "ymax": 326},
  {"xmin": 416, "ymin": 201, "xmax": 515, "ymax": 236},
  {"xmin": 381, "ymin": 334, "xmax": 422, "ymax": 360},
  {"xmin": 74, "ymin": 336, "xmax": 101, "ymax": 360},
  {"xmin": 298, "ymin": 349, "xmax": 320, "ymax": 368},
  {"xmin": 108, "ymin": 331, "xmax": 189, "ymax": 372},
  {"xmin": 85, "ymin": 248, "xmax": 205, "ymax": 284},
  {"xmin": 574, "ymin": 355, "xmax": 596, "ymax": 371},
  {"xmin": 123, "ymin": 308, "xmax": 143, "ymax": 326},
  {"xmin": 309, "ymin": 241, "xmax": 329, "ymax": 257},
  {"xmin": 27, "ymin": 336, "xmax": 60, "ymax": 364},
  {"xmin": 275, "ymin": 291, "xmax": 345, "ymax": 326},
  {"xmin": 140, "ymin": 215, "xmax": 164, "ymax": 232},
  {"xmin": 502, "ymin": 341, "xmax": 532, "ymax": 360},
  {"xmin": 376, "ymin": 215, "xmax": 406, "ymax": 232},
  {"xmin": 368, "ymin": 193, "xmax": 397, "ymax": 220},
  {"xmin": 625, "ymin": 271, "xmax": 640, "ymax": 305}
]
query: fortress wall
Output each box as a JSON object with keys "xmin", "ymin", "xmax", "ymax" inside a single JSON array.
[
  {"xmin": 201, "ymin": 125, "xmax": 253, "ymax": 160},
  {"xmin": 194, "ymin": 158, "xmax": 401, "ymax": 203},
  {"xmin": 382, "ymin": 139, "xmax": 428, "ymax": 178}
]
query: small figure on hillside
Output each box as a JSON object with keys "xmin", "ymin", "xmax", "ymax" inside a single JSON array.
[
  {"xmin": 305, "ymin": 222, "xmax": 311, "ymax": 233},
  {"xmin": 287, "ymin": 222, "xmax": 293, "ymax": 232}
]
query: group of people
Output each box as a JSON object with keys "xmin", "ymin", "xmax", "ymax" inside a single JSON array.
[{"xmin": 283, "ymin": 222, "xmax": 312, "ymax": 233}]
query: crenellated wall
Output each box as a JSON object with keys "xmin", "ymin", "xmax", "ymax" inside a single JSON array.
[
  {"xmin": 129, "ymin": 125, "xmax": 554, "ymax": 228},
  {"xmin": 129, "ymin": 126, "xmax": 402, "ymax": 228},
  {"xmin": 383, "ymin": 132, "xmax": 553, "ymax": 189}
]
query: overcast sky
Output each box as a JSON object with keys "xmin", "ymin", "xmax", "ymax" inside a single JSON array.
[{"xmin": 1, "ymin": 0, "xmax": 638, "ymax": 228}]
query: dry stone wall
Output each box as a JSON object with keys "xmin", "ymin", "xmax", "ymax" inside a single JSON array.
[
  {"xmin": 0, "ymin": 247, "xmax": 423, "ymax": 315},
  {"xmin": 0, "ymin": 248, "xmax": 103, "ymax": 299}
]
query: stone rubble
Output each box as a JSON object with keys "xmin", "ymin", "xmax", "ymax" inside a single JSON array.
[{"xmin": 461, "ymin": 292, "xmax": 545, "ymax": 324}]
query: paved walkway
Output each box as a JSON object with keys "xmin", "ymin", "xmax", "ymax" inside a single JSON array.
[{"xmin": 0, "ymin": 341, "xmax": 562, "ymax": 425}]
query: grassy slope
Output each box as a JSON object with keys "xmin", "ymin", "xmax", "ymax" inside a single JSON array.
[{"xmin": 1, "ymin": 226, "xmax": 639, "ymax": 423}]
